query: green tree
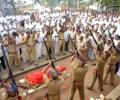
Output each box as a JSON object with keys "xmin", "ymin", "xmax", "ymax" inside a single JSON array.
[{"xmin": 96, "ymin": 0, "xmax": 120, "ymax": 6}]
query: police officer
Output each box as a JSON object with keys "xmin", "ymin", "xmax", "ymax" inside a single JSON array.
[
  {"xmin": 59, "ymin": 26, "xmax": 65, "ymax": 55},
  {"xmin": 20, "ymin": 31, "xmax": 29, "ymax": 63},
  {"xmin": 87, "ymin": 51, "xmax": 109, "ymax": 91},
  {"xmin": 46, "ymin": 27, "xmax": 53, "ymax": 55},
  {"xmin": 26, "ymin": 30, "xmax": 37, "ymax": 65},
  {"xmin": 8, "ymin": 32, "xmax": 20, "ymax": 70},
  {"xmin": 46, "ymin": 69, "xmax": 64, "ymax": 100},
  {"xmin": 69, "ymin": 52, "xmax": 88, "ymax": 100},
  {"xmin": 103, "ymin": 49, "xmax": 119, "ymax": 85}
]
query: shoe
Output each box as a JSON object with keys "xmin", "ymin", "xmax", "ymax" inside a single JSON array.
[
  {"xmin": 92, "ymin": 63, "xmax": 96, "ymax": 65},
  {"xmin": 100, "ymin": 89, "xmax": 103, "ymax": 91},
  {"xmin": 28, "ymin": 61, "xmax": 33, "ymax": 65},
  {"xmin": 18, "ymin": 67, "xmax": 24, "ymax": 71},
  {"xmin": 62, "ymin": 52, "xmax": 66, "ymax": 55},
  {"xmin": 111, "ymin": 83, "xmax": 114, "ymax": 86},
  {"xmin": 86, "ymin": 87, "xmax": 93, "ymax": 91},
  {"xmin": 38, "ymin": 57, "xmax": 41, "ymax": 59},
  {"xmin": 103, "ymin": 82, "xmax": 107, "ymax": 85}
]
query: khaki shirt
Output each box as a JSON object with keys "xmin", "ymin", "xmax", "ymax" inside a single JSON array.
[
  {"xmin": 71, "ymin": 57, "xmax": 88, "ymax": 81},
  {"xmin": 96, "ymin": 55, "xmax": 108, "ymax": 71},
  {"xmin": 74, "ymin": 66, "xmax": 88, "ymax": 82},
  {"xmin": 47, "ymin": 78, "xmax": 64, "ymax": 95},
  {"xmin": 107, "ymin": 54, "xmax": 118, "ymax": 67},
  {"xmin": 47, "ymin": 32, "xmax": 52, "ymax": 43},
  {"xmin": 20, "ymin": 34, "xmax": 27, "ymax": 44},
  {"xmin": 8, "ymin": 39, "xmax": 16, "ymax": 53},
  {"xmin": 59, "ymin": 32, "xmax": 64, "ymax": 40},
  {"xmin": 27, "ymin": 34, "xmax": 35, "ymax": 46}
]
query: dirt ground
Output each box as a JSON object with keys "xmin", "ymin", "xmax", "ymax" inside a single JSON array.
[{"xmin": 21, "ymin": 57, "xmax": 120, "ymax": 100}]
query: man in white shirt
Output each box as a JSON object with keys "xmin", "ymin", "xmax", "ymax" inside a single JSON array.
[
  {"xmin": 52, "ymin": 28, "xmax": 59, "ymax": 57},
  {"xmin": 36, "ymin": 28, "xmax": 46, "ymax": 58},
  {"xmin": 15, "ymin": 33, "xmax": 21, "ymax": 62},
  {"xmin": 64, "ymin": 28, "xmax": 70, "ymax": 52},
  {"xmin": 0, "ymin": 35, "xmax": 6, "ymax": 71}
]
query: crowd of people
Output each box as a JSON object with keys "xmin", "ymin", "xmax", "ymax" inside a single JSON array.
[
  {"xmin": 0, "ymin": 9, "xmax": 120, "ymax": 100},
  {"xmin": 0, "ymin": 10, "xmax": 120, "ymax": 71}
]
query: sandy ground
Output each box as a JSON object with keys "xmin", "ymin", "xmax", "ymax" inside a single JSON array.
[
  {"xmin": 0, "ymin": 43, "xmax": 119, "ymax": 100},
  {"xmin": 18, "ymin": 57, "xmax": 120, "ymax": 100}
]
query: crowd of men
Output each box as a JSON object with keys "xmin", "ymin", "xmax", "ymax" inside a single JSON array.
[
  {"xmin": 43, "ymin": 10, "xmax": 120, "ymax": 100},
  {"xmin": 0, "ymin": 9, "xmax": 120, "ymax": 100}
]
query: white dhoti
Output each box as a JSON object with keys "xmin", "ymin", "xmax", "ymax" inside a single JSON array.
[
  {"xmin": 88, "ymin": 47, "xmax": 95, "ymax": 60},
  {"xmin": 35, "ymin": 42, "xmax": 44, "ymax": 58},
  {"xmin": 117, "ymin": 65, "xmax": 120, "ymax": 76},
  {"xmin": 35, "ymin": 42, "xmax": 43, "ymax": 59},
  {"xmin": 53, "ymin": 41, "xmax": 58, "ymax": 54},
  {"xmin": 17, "ymin": 47, "xmax": 21, "ymax": 62},
  {"xmin": 21, "ymin": 45, "xmax": 29, "ymax": 63},
  {"xmin": 4, "ymin": 47, "xmax": 9, "ymax": 64}
]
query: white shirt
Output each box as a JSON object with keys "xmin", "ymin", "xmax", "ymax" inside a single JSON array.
[
  {"xmin": 52, "ymin": 31, "xmax": 59, "ymax": 42},
  {"xmin": 114, "ymin": 39, "xmax": 120, "ymax": 46},
  {"xmin": 38, "ymin": 32, "xmax": 46, "ymax": 42},
  {"xmin": 16, "ymin": 36, "xmax": 20, "ymax": 46},
  {"xmin": 103, "ymin": 44, "xmax": 111, "ymax": 52},
  {"xmin": 0, "ymin": 43, "xmax": 3, "ymax": 57},
  {"xmin": 64, "ymin": 31, "xmax": 70, "ymax": 41}
]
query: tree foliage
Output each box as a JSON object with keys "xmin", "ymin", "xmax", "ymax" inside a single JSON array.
[{"xmin": 96, "ymin": 0, "xmax": 120, "ymax": 6}]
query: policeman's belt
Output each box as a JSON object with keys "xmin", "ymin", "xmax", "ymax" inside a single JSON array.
[
  {"xmin": 95, "ymin": 69, "xmax": 104, "ymax": 72},
  {"xmin": 109, "ymin": 64, "xmax": 115, "ymax": 66},
  {"xmin": 27, "ymin": 45, "xmax": 34, "ymax": 47},
  {"xmin": 109, "ymin": 64, "xmax": 115, "ymax": 70},
  {"xmin": 59, "ymin": 39, "xmax": 64, "ymax": 40},
  {"xmin": 47, "ymin": 92, "xmax": 60, "ymax": 96},
  {"xmin": 8, "ymin": 52, "xmax": 16, "ymax": 54},
  {"xmin": 74, "ymin": 80, "xmax": 83, "ymax": 84}
]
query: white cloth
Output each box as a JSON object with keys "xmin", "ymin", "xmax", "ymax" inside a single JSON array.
[
  {"xmin": 35, "ymin": 32, "xmax": 45, "ymax": 58},
  {"xmin": 52, "ymin": 31, "xmax": 59, "ymax": 54},
  {"xmin": 16, "ymin": 36, "xmax": 21, "ymax": 60},
  {"xmin": 103, "ymin": 44, "xmax": 111, "ymax": 52},
  {"xmin": 35, "ymin": 42, "xmax": 43, "ymax": 58},
  {"xmin": 52, "ymin": 31, "xmax": 59, "ymax": 42},
  {"xmin": 64, "ymin": 31, "xmax": 70, "ymax": 41},
  {"xmin": 0, "ymin": 43, "xmax": 3, "ymax": 57}
]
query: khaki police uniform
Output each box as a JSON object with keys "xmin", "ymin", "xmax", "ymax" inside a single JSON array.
[
  {"xmin": 8, "ymin": 38, "xmax": 20, "ymax": 69},
  {"xmin": 69, "ymin": 57, "xmax": 88, "ymax": 100},
  {"xmin": 69, "ymin": 31, "xmax": 76, "ymax": 51},
  {"xmin": 46, "ymin": 78, "xmax": 63, "ymax": 100},
  {"xmin": 78, "ymin": 36, "xmax": 86, "ymax": 58},
  {"xmin": 20, "ymin": 34, "xmax": 29, "ymax": 63},
  {"xmin": 46, "ymin": 30, "xmax": 53, "ymax": 54},
  {"xmin": 27, "ymin": 34, "xmax": 36, "ymax": 64},
  {"xmin": 104, "ymin": 51, "xmax": 119, "ymax": 85},
  {"xmin": 59, "ymin": 31, "xmax": 65, "ymax": 54},
  {"xmin": 87, "ymin": 53, "xmax": 108, "ymax": 91}
]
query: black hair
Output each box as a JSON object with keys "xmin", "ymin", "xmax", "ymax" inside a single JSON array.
[{"xmin": 12, "ymin": 32, "xmax": 17, "ymax": 36}]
